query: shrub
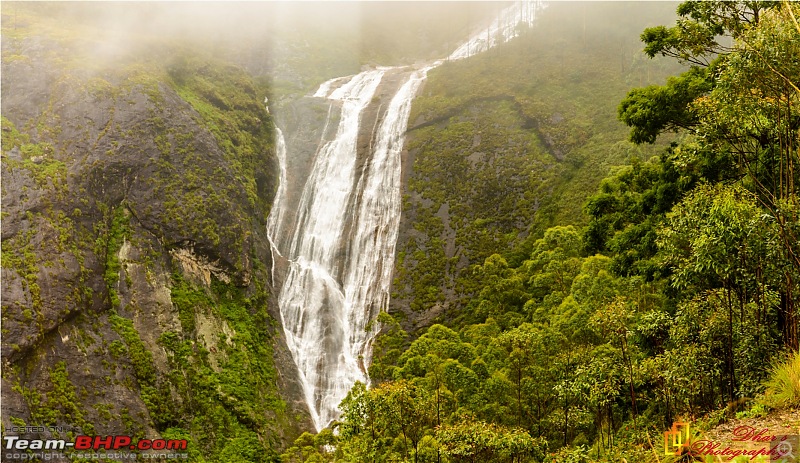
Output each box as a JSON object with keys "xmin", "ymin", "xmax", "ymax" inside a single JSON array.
[{"xmin": 763, "ymin": 351, "xmax": 800, "ymax": 409}]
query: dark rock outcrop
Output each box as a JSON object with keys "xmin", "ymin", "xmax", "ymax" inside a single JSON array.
[{"xmin": 1, "ymin": 20, "xmax": 311, "ymax": 460}]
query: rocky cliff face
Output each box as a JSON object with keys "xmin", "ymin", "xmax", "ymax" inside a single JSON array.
[{"xmin": 1, "ymin": 14, "xmax": 310, "ymax": 460}]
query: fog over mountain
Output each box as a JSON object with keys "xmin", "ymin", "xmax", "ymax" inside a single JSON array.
[{"xmin": 3, "ymin": 2, "xmax": 797, "ymax": 463}]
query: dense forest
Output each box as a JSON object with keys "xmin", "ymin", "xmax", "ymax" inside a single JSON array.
[
  {"xmin": 1, "ymin": 1, "xmax": 798, "ymax": 463},
  {"xmin": 282, "ymin": 2, "xmax": 800, "ymax": 462},
  {"xmin": 0, "ymin": 5, "xmax": 511, "ymax": 462}
]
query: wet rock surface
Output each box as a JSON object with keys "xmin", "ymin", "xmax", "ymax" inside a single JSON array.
[{"xmin": 1, "ymin": 32, "xmax": 311, "ymax": 450}]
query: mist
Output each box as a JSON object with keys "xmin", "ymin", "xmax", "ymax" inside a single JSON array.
[
  {"xmin": 1, "ymin": 2, "xmax": 679, "ymax": 104},
  {"xmin": 3, "ymin": 2, "xmax": 503, "ymax": 83}
]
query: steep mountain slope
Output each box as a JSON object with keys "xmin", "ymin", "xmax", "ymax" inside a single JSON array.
[
  {"xmin": 3, "ymin": 2, "xmax": 738, "ymax": 462},
  {"xmin": 389, "ymin": 2, "xmax": 683, "ymax": 330},
  {"xmin": 0, "ymin": 10, "xmax": 308, "ymax": 461},
  {"xmin": 0, "ymin": 2, "xmax": 516, "ymax": 458}
]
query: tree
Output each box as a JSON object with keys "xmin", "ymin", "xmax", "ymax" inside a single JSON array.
[
  {"xmin": 523, "ymin": 226, "xmax": 583, "ymax": 314},
  {"xmin": 690, "ymin": 3, "xmax": 800, "ymax": 348},
  {"xmin": 659, "ymin": 183, "xmax": 781, "ymax": 399},
  {"xmin": 471, "ymin": 254, "xmax": 530, "ymax": 328},
  {"xmin": 619, "ymin": 1, "xmax": 784, "ymax": 145},
  {"xmin": 337, "ymin": 382, "xmax": 381, "ymax": 462},
  {"xmin": 640, "ymin": 1, "xmax": 779, "ymax": 65},
  {"xmin": 618, "ymin": 67, "xmax": 712, "ymax": 144},
  {"xmin": 436, "ymin": 419, "xmax": 545, "ymax": 463},
  {"xmin": 589, "ymin": 297, "xmax": 640, "ymax": 427},
  {"xmin": 373, "ymin": 380, "xmax": 435, "ymax": 463},
  {"xmin": 620, "ymin": 0, "xmax": 799, "ymax": 350}
]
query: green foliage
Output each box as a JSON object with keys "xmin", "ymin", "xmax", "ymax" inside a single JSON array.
[
  {"xmin": 1, "ymin": 226, "xmax": 43, "ymax": 313},
  {"xmin": 369, "ymin": 312, "xmax": 410, "ymax": 383},
  {"xmin": 108, "ymin": 313, "xmax": 175, "ymax": 427},
  {"xmin": 108, "ymin": 340, "xmax": 127, "ymax": 359},
  {"xmin": 169, "ymin": 274, "xmax": 207, "ymax": 333},
  {"xmin": 1, "ymin": 116, "xmax": 67, "ymax": 191},
  {"xmin": 281, "ymin": 431, "xmax": 337, "ymax": 463},
  {"xmin": 543, "ymin": 445, "xmax": 590, "ymax": 463},
  {"xmin": 162, "ymin": 427, "xmax": 207, "ymax": 462},
  {"xmin": 360, "ymin": 4, "xmax": 799, "ymax": 461},
  {"xmin": 436, "ymin": 419, "xmax": 546, "ymax": 463},
  {"xmin": 328, "ymin": 376, "xmax": 544, "ymax": 463},
  {"xmin": 659, "ymin": 184, "xmax": 779, "ymax": 293},
  {"xmin": 13, "ymin": 362, "xmax": 95, "ymax": 435},
  {"xmin": 5, "ymin": 2, "xmax": 799, "ymax": 461},
  {"xmin": 618, "ymin": 67, "xmax": 711, "ymax": 144},
  {"xmin": 688, "ymin": 6, "xmax": 800, "ymax": 330},
  {"xmin": 154, "ymin": 274, "xmax": 284, "ymax": 462},
  {"xmin": 109, "ymin": 314, "xmax": 156, "ymax": 383},
  {"xmin": 1, "ymin": 115, "xmax": 27, "ymax": 151},
  {"xmin": 2, "ymin": 7, "xmax": 290, "ymax": 462},
  {"xmin": 95, "ymin": 205, "xmax": 130, "ymax": 308},
  {"xmin": 735, "ymin": 403, "xmax": 768, "ymax": 420},
  {"xmin": 640, "ymin": 1, "xmax": 779, "ymax": 65},
  {"xmin": 763, "ymin": 350, "xmax": 800, "ymax": 409},
  {"xmin": 583, "ymin": 149, "xmax": 715, "ymax": 279},
  {"xmin": 168, "ymin": 55, "xmax": 275, "ymax": 216},
  {"xmin": 394, "ymin": 2, "xmax": 680, "ymax": 323}
]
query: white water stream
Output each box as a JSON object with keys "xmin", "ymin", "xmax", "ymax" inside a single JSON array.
[{"xmin": 267, "ymin": 0, "xmax": 543, "ymax": 431}]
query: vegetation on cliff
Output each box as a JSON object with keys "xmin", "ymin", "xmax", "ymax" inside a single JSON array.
[
  {"xmin": 291, "ymin": 2, "xmax": 800, "ymax": 462},
  {"xmin": 3, "ymin": 2, "xmax": 799, "ymax": 463},
  {"xmin": 392, "ymin": 2, "xmax": 681, "ymax": 332},
  {"xmin": 1, "ymin": 6, "xmax": 293, "ymax": 462}
]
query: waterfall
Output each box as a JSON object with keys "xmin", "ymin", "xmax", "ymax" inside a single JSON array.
[
  {"xmin": 270, "ymin": 69, "xmax": 386, "ymax": 431},
  {"xmin": 268, "ymin": 0, "xmax": 544, "ymax": 431},
  {"xmin": 266, "ymin": 128, "xmax": 287, "ymax": 284},
  {"xmin": 449, "ymin": 0, "xmax": 543, "ymax": 61}
]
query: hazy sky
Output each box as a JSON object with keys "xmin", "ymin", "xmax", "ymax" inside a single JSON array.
[{"xmin": 2, "ymin": 2, "xmax": 679, "ymax": 91}]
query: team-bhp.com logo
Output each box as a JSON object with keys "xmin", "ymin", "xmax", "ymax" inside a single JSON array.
[
  {"xmin": 5, "ymin": 435, "xmax": 187, "ymax": 451},
  {"xmin": 664, "ymin": 421, "xmax": 798, "ymax": 461},
  {"xmin": 4, "ymin": 434, "xmax": 188, "ymax": 461}
]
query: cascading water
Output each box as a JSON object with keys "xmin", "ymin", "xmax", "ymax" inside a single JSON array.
[
  {"xmin": 270, "ymin": 69, "xmax": 386, "ymax": 431},
  {"xmin": 266, "ymin": 127, "xmax": 287, "ymax": 284},
  {"xmin": 448, "ymin": 0, "xmax": 542, "ymax": 61},
  {"xmin": 268, "ymin": 0, "xmax": 544, "ymax": 431}
]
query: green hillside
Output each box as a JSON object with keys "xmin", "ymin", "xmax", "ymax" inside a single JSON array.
[
  {"xmin": 2, "ymin": 2, "xmax": 798, "ymax": 462},
  {"xmin": 391, "ymin": 2, "xmax": 682, "ymax": 324},
  {"xmin": 289, "ymin": 2, "xmax": 800, "ymax": 463}
]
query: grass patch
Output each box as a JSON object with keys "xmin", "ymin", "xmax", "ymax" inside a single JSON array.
[
  {"xmin": 763, "ymin": 350, "xmax": 800, "ymax": 409},
  {"xmin": 158, "ymin": 274, "xmax": 285, "ymax": 462},
  {"xmin": 94, "ymin": 204, "xmax": 130, "ymax": 309}
]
